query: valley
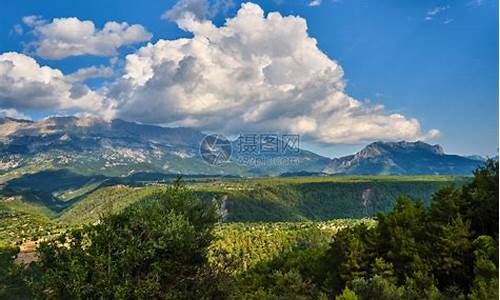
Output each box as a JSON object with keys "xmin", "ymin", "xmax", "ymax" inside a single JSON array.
[{"xmin": 0, "ymin": 174, "xmax": 466, "ymax": 246}]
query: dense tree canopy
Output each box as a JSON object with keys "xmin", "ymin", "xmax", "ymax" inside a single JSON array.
[
  {"xmin": 320, "ymin": 160, "xmax": 499, "ymax": 299},
  {"xmin": 27, "ymin": 180, "xmax": 225, "ymax": 299},
  {"xmin": 230, "ymin": 160, "xmax": 498, "ymax": 299},
  {"xmin": 0, "ymin": 161, "xmax": 497, "ymax": 299}
]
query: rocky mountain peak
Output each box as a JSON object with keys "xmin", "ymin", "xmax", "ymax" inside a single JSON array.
[
  {"xmin": 358, "ymin": 140, "xmax": 445, "ymax": 157},
  {"xmin": 325, "ymin": 140, "xmax": 480, "ymax": 175}
]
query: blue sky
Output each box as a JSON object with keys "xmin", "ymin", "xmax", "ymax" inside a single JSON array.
[{"xmin": 0, "ymin": 0, "xmax": 497, "ymax": 157}]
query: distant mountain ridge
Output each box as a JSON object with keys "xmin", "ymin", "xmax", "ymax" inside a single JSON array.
[
  {"xmin": 0, "ymin": 116, "xmax": 487, "ymax": 177},
  {"xmin": 324, "ymin": 141, "xmax": 484, "ymax": 175}
]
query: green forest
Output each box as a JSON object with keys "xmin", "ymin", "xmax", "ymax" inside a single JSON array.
[{"xmin": 0, "ymin": 162, "xmax": 498, "ymax": 299}]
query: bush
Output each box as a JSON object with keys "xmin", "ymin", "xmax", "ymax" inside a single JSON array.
[{"xmin": 28, "ymin": 180, "xmax": 226, "ymax": 299}]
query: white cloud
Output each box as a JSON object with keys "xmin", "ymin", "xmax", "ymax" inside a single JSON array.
[
  {"xmin": 443, "ymin": 18, "xmax": 454, "ymax": 25},
  {"xmin": 110, "ymin": 2, "xmax": 439, "ymax": 144},
  {"xmin": 162, "ymin": 0, "xmax": 210, "ymax": 21},
  {"xmin": 66, "ymin": 65, "xmax": 114, "ymax": 82},
  {"xmin": 23, "ymin": 17, "xmax": 152, "ymax": 59},
  {"xmin": 425, "ymin": 5, "xmax": 450, "ymax": 21},
  {"xmin": 2, "ymin": 3, "xmax": 439, "ymax": 144},
  {"xmin": 0, "ymin": 108, "xmax": 31, "ymax": 120},
  {"xmin": 0, "ymin": 52, "xmax": 113, "ymax": 116},
  {"xmin": 162, "ymin": 0, "xmax": 235, "ymax": 22},
  {"xmin": 22, "ymin": 15, "xmax": 45, "ymax": 27},
  {"xmin": 308, "ymin": 0, "xmax": 322, "ymax": 7}
]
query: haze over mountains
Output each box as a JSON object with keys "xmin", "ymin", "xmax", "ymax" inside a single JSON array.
[{"xmin": 0, "ymin": 116, "xmax": 486, "ymax": 178}]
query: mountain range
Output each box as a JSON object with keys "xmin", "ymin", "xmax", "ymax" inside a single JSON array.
[{"xmin": 0, "ymin": 116, "xmax": 487, "ymax": 179}]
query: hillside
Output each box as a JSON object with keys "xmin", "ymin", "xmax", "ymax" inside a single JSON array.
[
  {"xmin": 48, "ymin": 175, "xmax": 466, "ymax": 226},
  {"xmin": 193, "ymin": 175, "xmax": 468, "ymax": 221},
  {"xmin": 0, "ymin": 197, "xmax": 62, "ymax": 245},
  {"xmin": 58, "ymin": 186, "xmax": 157, "ymax": 225}
]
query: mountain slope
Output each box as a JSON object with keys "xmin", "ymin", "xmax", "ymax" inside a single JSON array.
[
  {"xmin": 0, "ymin": 116, "xmax": 248, "ymax": 177},
  {"xmin": 0, "ymin": 117, "xmax": 487, "ymax": 178},
  {"xmin": 0, "ymin": 116, "xmax": 332, "ymax": 177},
  {"xmin": 324, "ymin": 141, "xmax": 484, "ymax": 175}
]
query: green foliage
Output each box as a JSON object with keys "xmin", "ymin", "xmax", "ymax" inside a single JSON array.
[
  {"xmin": 335, "ymin": 287, "xmax": 358, "ymax": 300},
  {"xmin": 468, "ymin": 236, "xmax": 499, "ymax": 300},
  {"xmin": 57, "ymin": 186, "xmax": 157, "ymax": 225},
  {"xmin": 376, "ymin": 197, "xmax": 428, "ymax": 282},
  {"xmin": 0, "ymin": 200, "xmax": 62, "ymax": 245},
  {"xmin": 320, "ymin": 159, "xmax": 498, "ymax": 299},
  {"xmin": 233, "ymin": 247, "xmax": 327, "ymax": 299},
  {"xmin": 461, "ymin": 159, "xmax": 499, "ymax": 237},
  {"xmin": 208, "ymin": 220, "xmax": 372, "ymax": 273},
  {"xmin": 0, "ymin": 166, "xmax": 495, "ymax": 299},
  {"xmin": 322, "ymin": 224, "xmax": 377, "ymax": 293},
  {"xmin": 26, "ymin": 181, "xmax": 225, "ymax": 299},
  {"xmin": 401, "ymin": 271, "xmax": 442, "ymax": 300},
  {"xmin": 0, "ymin": 175, "xmax": 464, "ymax": 242},
  {"xmin": 351, "ymin": 276, "xmax": 404, "ymax": 300},
  {"xmin": 235, "ymin": 269, "xmax": 318, "ymax": 300},
  {"xmin": 0, "ymin": 243, "xmax": 31, "ymax": 299},
  {"xmin": 209, "ymin": 220, "xmax": 373, "ymax": 299},
  {"xmin": 216, "ymin": 178, "xmax": 464, "ymax": 222}
]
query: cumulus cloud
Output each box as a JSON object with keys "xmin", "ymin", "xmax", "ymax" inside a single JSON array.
[
  {"xmin": 22, "ymin": 15, "xmax": 45, "ymax": 27},
  {"xmin": 0, "ymin": 52, "xmax": 113, "ymax": 116},
  {"xmin": 23, "ymin": 17, "xmax": 152, "ymax": 59},
  {"xmin": 162, "ymin": 0, "xmax": 234, "ymax": 22},
  {"xmin": 110, "ymin": 2, "xmax": 439, "ymax": 144},
  {"xmin": 66, "ymin": 65, "xmax": 114, "ymax": 82},
  {"xmin": 162, "ymin": 0, "xmax": 210, "ymax": 21}
]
